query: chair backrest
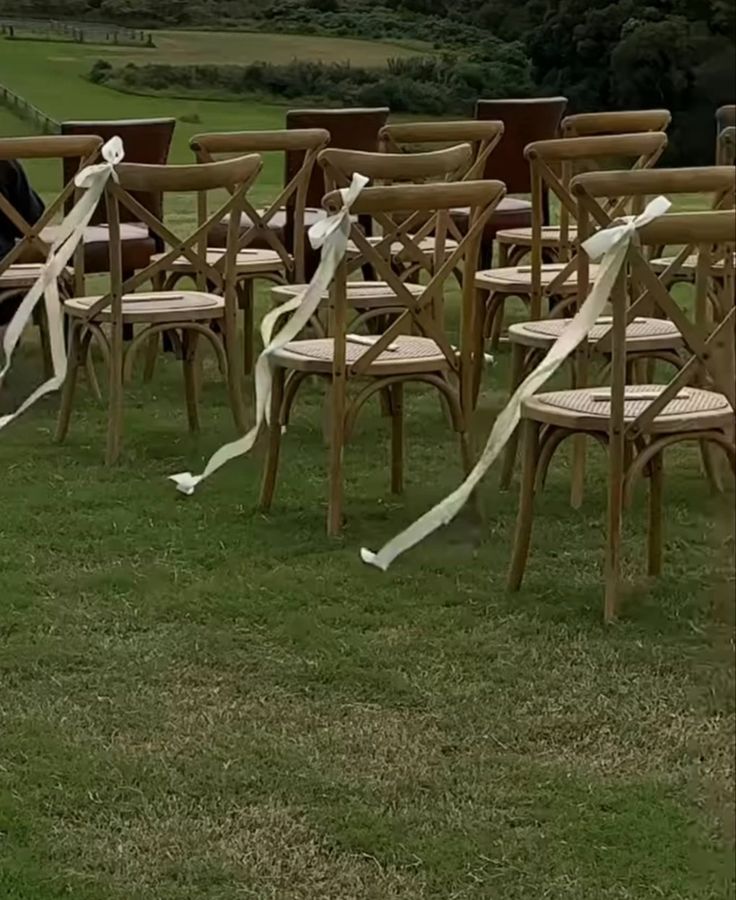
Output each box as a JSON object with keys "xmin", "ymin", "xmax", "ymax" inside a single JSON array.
[
  {"xmin": 321, "ymin": 179, "xmax": 506, "ymax": 392},
  {"xmin": 61, "ymin": 118, "xmax": 175, "ymax": 224},
  {"xmin": 0, "ymin": 135, "xmax": 102, "ymax": 290},
  {"xmin": 79, "ymin": 155, "xmax": 263, "ymax": 328},
  {"xmin": 378, "ymin": 120, "xmax": 504, "ymax": 180},
  {"xmin": 571, "ymin": 166, "xmax": 735, "ymax": 294},
  {"xmin": 716, "ymin": 105, "xmax": 736, "ymax": 132},
  {"xmin": 190, "ymin": 129, "xmax": 329, "ymax": 282},
  {"xmin": 285, "ymin": 107, "xmax": 389, "ymax": 208},
  {"xmin": 573, "ymin": 205, "xmax": 735, "ymax": 449},
  {"xmin": 717, "ymin": 125, "xmax": 735, "ymax": 166},
  {"xmin": 562, "ymin": 109, "xmax": 671, "ymax": 137},
  {"xmin": 475, "ymin": 97, "xmax": 567, "ymax": 193},
  {"xmin": 521, "ymin": 132, "xmax": 668, "ymax": 314}
]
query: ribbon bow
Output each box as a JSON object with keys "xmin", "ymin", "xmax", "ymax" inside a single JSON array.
[
  {"xmin": 361, "ymin": 194, "xmax": 672, "ymax": 571},
  {"xmin": 170, "ymin": 172, "xmax": 369, "ymax": 495},
  {"xmin": 0, "ymin": 136, "xmax": 124, "ymax": 431}
]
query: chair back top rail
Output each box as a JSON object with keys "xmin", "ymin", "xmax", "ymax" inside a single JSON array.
[
  {"xmin": 716, "ymin": 105, "xmax": 735, "ymax": 131},
  {"xmin": 526, "ymin": 131, "xmax": 667, "ymax": 162},
  {"xmin": 635, "ymin": 209, "xmax": 736, "ymax": 248},
  {"xmin": 324, "ymin": 179, "xmax": 506, "ymax": 216},
  {"xmin": 0, "ymin": 134, "xmax": 102, "ymax": 160},
  {"xmin": 379, "ymin": 120, "xmax": 504, "ymax": 147},
  {"xmin": 115, "ymin": 155, "xmax": 263, "ymax": 194},
  {"xmin": 571, "ymin": 166, "xmax": 736, "ymax": 199},
  {"xmin": 562, "ymin": 109, "xmax": 671, "ymax": 137},
  {"xmin": 190, "ymin": 128, "xmax": 329, "ymax": 156},
  {"xmin": 717, "ymin": 126, "xmax": 735, "ymax": 166},
  {"xmin": 319, "ymin": 144, "xmax": 474, "ymax": 187}
]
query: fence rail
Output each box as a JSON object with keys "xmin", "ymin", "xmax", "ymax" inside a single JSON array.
[
  {"xmin": 0, "ymin": 16, "xmax": 154, "ymax": 47},
  {"xmin": 0, "ymin": 84, "xmax": 60, "ymax": 134}
]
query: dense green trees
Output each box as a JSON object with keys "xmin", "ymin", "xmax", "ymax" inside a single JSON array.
[{"xmin": 0, "ymin": 0, "xmax": 731, "ymax": 161}]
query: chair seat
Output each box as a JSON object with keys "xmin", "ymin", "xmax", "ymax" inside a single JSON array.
[
  {"xmin": 509, "ymin": 316, "xmax": 682, "ymax": 352},
  {"xmin": 272, "ymin": 280, "xmax": 425, "ymax": 310},
  {"xmin": 271, "ymin": 334, "xmax": 450, "ymax": 375},
  {"xmin": 650, "ymin": 253, "xmax": 734, "ymax": 278},
  {"xmin": 451, "ymin": 196, "xmax": 532, "ymax": 238},
  {"xmin": 475, "ymin": 262, "xmax": 599, "ymax": 294},
  {"xmin": 40, "ymin": 222, "xmax": 155, "ymax": 274},
  {"xmin": 522, "ymin": 384, "xmax": 732, "ymax": 433},
  {"xmin": 208, "ymin": 207, "xmax": 327, "ymax": 246},
  {"xmin": 347, "ymin": 235, "xmax": 459, "ymax": 259},
  {"xmin": 151, "ymin": 247, "xmax": 286, "ymax": 275},
  {"xmin": 0, "ymin": 263, "xmax": 73, "ymax": 291},
  {"xmin": 63, "ymin": 290, "xmax": 224, "ymax": 323},
  {"xmin": 496, "ymin": 225, "xmax": 577, "ymax": 247}
]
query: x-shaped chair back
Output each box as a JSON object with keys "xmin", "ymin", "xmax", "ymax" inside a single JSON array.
[
  {"xmin": 562, "ymin": 110, "xmax": 671, "ymax": 138},
  {"xmin": 319, "ymin": 144, "xmax": 474, "ymax": 279},
  {"xmin": 522, "ymin": 132, "xmax": 668, "ymax": 315},
  {"xmin": 191, "ymin": 129, "xmax": 329, "ymax": 282},
  {"xmin": 0, "ymin": 135, "xmax": 102, "ymax": 294},
  {"xmin": 80, "ymin": 154, "xmax": 263, "ymax": 324},
  {"xmin": 572, "ymin": 166, "xmax": 736, "ymax": 325},
  {"xmin": 586, "ymin": 208, "xmax": 734, "ymax": 443},
  {"xmin": 322, "ymin": 179, "xmax": 506, "ymax": 379}
]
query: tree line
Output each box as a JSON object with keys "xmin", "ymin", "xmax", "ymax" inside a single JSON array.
[{"xmin": 2, "ymin": 0, "xmax": 733, "ymax": 163}]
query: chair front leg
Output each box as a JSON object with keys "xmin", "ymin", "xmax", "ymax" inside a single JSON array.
[{"xmin": 507, "ymin": 418, "xmax": 542, "ymax": 591}]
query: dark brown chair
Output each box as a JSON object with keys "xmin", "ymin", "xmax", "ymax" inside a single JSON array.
[
  {"xmin": 451, "ymin": 98, "xmax": 567, "ymax": 266},
  {"xmin": 57, "ymin": 118, "xmax": 176, "ymax": 274}
]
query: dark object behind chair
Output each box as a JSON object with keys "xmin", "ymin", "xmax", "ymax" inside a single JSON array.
[
  {"xmin": 59, "ymin": 118, "xmax": 176, "ymax": 273},
  {"xmin": 452, "ymin": 97, "xmax": 567, "ymax": 266}
]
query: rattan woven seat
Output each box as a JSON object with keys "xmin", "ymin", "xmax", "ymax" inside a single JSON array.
[
  {"xmin": 151, "ymin": 247, "xmax": 284, "ymax": 275},
  {"xmin": 272, "ymin": 280, "xmax": 426, "ymax": 310},
  {"xmin": 508, "ymin": 316, "xmax": 682, "ymax": 352},
  {"xmin": 63, "ymin": 290, "xmax": 224, "ymax": 324},
  {"xmin": 523, "ymin": 385, "xmax": 732, "ymax": 433},
  {"xmin": 650, "ymin": 253, "xmax": 733, "ymax": 278},
  {"xmin": 496, "ymin": 225, "xmax": 577, "ymax": 248},
  {"xmin": 272, "ymin": 335, "xmax": 449, "ymax": 375},
  {"xmin": 346, "ymin": 235, "xmax": 459, "ymax": 259},
  {"xmin": 1, "ymin": 263, "xmax": 72, "ymax": 291},
  {"xmin": 475, "ymin": 262, "xmax": 600, "ymax": 294}
]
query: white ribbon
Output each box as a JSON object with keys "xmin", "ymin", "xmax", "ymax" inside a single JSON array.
[
  {"xmin": 361, "ymin": 195, "xmax": 672, "ymax": 570},
  {"xmin": 0, "ymin": 136, "xmax": 124, "ymax": 430},
  {"xmin": 170, "ymin": 172, "xmax": 369, "ymax": 495}
]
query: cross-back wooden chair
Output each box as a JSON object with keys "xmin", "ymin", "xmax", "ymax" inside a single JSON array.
[
  {"xmin": 270, "ymin": 143, "xmax": 475, "ymax": 334},
  {"xmin": 499, "ymin": 166, "xmax": 736, "ymax": 494},
  {"xmin": 55, "ymin": 153, "xmax": 263, "ymax": 464},
  {"xmin": 473, "ymin": 131, "xmax": 669, "ymax": 369},
  {"xmin": 0, "ymin": 134, "xmax": 102, "ymax": 377},
  {"xmin": 507, "ymin": 204, "xmax": 735, "ymax": 621},
  {"xmin": 561, "ymin": 109, "xmax": 671, "ymax": 138},
  {"xmin": 147, "ymin": 129, "xmax": 329, "ymax": 377},
  {"xmin": 259, "ymin": 178, "xmax": 506, "ymax": 535}
]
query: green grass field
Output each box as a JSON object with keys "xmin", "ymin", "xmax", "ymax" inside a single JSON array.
[{"xmin": 0, "ymin": 49, "xmax": 734, "ymax": 900}]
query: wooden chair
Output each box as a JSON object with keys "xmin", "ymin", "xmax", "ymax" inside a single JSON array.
[
  {"xmin": 57, "ymin": 118, "xmax": 175, "ymax": 275},
  {"xmin": 472, "ymin": 131, "xmax": 668, "ymax": 374},
  {"xmin": 717, "ymin": 125, "xmax": 735, "ymax": 167},
  {"xmin": 499, "ymin": 166, "xmax": 735, "ymax": 494},
  {"xmin": 507, "ymin": 203, "xmax": 735, "ymax": 621},
  {"xmin": 150, "ymin": 129, "xmax": 329, "ymax": 376},
  {"xmin": 561, "ymin": 109, "xmax": 671, "ymax": 138},
  {"xmin": 55, "ymin": 153, "xmax": 263, "ymax": 464},
  {"xmin": 259, "ymin": 179, "xmax": 506, "ymax": 535},
  {"xmin": 448, "ymin": 97, "xmax": 568, "ymax": 267},
  {"xmin": 271, "ymin": 143, "xmax": 475, "ymax": 332},
  {"xmin": 716, "ymin": 105, "xmax": 735, "ymax": 134},
  {"xmin": 0, "ymin": 134, "xmax": 102, "ymax": 377}
]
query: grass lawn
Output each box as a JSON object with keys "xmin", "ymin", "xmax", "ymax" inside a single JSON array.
[{"xmin": 0, "ymin": 97, "xmax": 734, "ymax": 897}]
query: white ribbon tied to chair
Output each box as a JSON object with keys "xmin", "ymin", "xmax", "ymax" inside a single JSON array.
[
  {"xmin": 170, "ymin": 172, "xmax": 369, "ymax": 495},
  {"xmin": 0, "ymin": 136, "xmax": 124, "ymax": 430},
  {"xmin": 360, "ymin": 194, "xmax": 672, "ymax": 570}
]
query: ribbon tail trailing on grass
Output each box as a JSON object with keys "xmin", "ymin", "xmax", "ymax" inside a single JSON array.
[
  {"xmin": 0, "ymin": 136, "xmax": 124, "ymax": 431},
  {"xmin": 360, "ymin": 195, "xmax": 672, "ymax": 571},
  {"xmin": 170, "ymin": 172, "xmax": 369, "ymax": 495}
]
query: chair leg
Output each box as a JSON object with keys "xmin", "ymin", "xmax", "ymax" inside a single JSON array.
[
  {"xmin": 105, "ymin": 322, "xmax": 125, "ymax": 466},
  {"xmin": 701, "ymin": 440, "xmax": 725, "ymax": 493},
  {"xmin": 389, "ymin": 382, "xmax": 404, "ymax": 494},
  {"xmin": 647, "ymin": 449, "xmax": 664, "ymax": 577},
  {"xmin": 259, "ymin": 366, "xmax": 285, "ymax": 512},
  {"xmin": 470, "ymin": 288, "xmax": 488, "ymax": 409},
  {"xmin": 223, "ymin": 305, "xmax": 248, "ymax": 434},
  {"xmin": 33, "ymin": 303, "xmax": 53, "ymax": 379},
  {"xmin": 55, "ymin": 321, "xmax": 82, "ymax": 443},
  {"xmin": 327, "ymin": 376, "xmax": 347, "ymax": 537},
  {"xmin": 142, "ymin": 332, "xmax": 159, "ymax": 383},
  {"xmin": 507, "ymin": 419, "xmax": 541, "ymax": 591},
  {"xmin": 239, "ymin": 280, "xmax": 255, "ymax": 376},
  {"xmin": 182, "ymin": 329, "xmax": 200, "ymax": 433},
  {"xmin": 500, "ymin": 341, "xmax": 526, "ymax": 490},
  {"xmin": 604, "ymin": 431, "xmax": 627, "ymax": 622},
  {"xmin": 569, "ymin": 349, "xmax": 589, "ymax": 509},
  {"xmin": 488, "ymin": 296, "xmax": 505, "ymax": 350}
]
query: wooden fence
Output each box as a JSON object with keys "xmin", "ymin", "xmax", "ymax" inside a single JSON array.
[
  {"xmin": 0, "ymin": 17, "xmax": 154, "ymax": 48},
  {"xmin": 0, "ymin": 83, "xmax": 60, "ymax": 134}
]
